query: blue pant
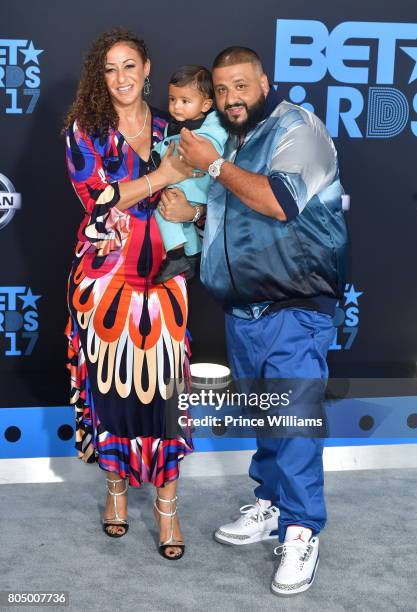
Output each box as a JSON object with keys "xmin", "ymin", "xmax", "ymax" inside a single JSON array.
[{"xmin": 225, "ymin": 307, "xmax": 335, "ymax": 541}]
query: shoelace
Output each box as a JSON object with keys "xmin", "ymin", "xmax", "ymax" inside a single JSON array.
[
  {"xmin": 239, "ymin": 504, "xmax": 268, "ymax": 525},
  {"xmin": 274, "ymin": 541, "xmax": 308, "ymax": 569}
]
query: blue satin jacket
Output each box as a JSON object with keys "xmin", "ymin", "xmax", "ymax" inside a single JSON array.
[{"xmin": 200, "ymin": 89, "xmax": 348, "ymax": 315}]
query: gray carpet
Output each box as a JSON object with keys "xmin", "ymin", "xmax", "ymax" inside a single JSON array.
[{"xmin": 0, "ymin": 465, "xmax": 416, "ymax": 612}]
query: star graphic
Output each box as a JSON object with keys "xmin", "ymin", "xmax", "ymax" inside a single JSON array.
[
  {"xmin": 344, "ymin": 284, "xmax": 363, "ymax": 307},
  {"xmin": 401, "ymin": 46, "xmax": 417, "ymax": 84},
  {"xmin": 19, "ymin": 41, "xmax": 43, "ymax": 65},
  {"xmin": 18, "ymin": 288, "xmax": 41, "ymax": 310}
]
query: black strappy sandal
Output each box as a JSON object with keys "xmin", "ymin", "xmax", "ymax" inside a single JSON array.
[
  {"xmin": 102, "ymin": 477, "xmax": 129, "ymax": 538},
  {"xmin": 153, "ymin": 495, "xmax": 185, "ymax": 559}
]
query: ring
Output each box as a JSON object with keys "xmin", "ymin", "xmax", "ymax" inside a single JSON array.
[{"xmin": 179, "ymin": 154, "xmax": 184, "ymax": 161}]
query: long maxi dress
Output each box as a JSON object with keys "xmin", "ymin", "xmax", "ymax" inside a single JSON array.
[{"xmin": 64, "ymin": 108, "xmax": 193, "ymax": 488}]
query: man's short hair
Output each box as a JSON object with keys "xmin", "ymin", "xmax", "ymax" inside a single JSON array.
[
  {"xmin": 169, "ymin": 65, "xmax": 214, "ymax": 99},
  {"xmin": 212, "ymin": 46, "xmax": 263, "ymax": 72}
]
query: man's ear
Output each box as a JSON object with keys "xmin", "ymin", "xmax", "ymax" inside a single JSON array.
[
  {"xmin": 202, "ymin": 97, "xmax": 214, "ymax": 113},
  {"xmin": 260, "ymin": 72, "xmax": 269, "ymax": 97}
]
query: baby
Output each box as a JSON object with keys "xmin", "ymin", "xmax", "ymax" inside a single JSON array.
[{"xmin": 153, "ymin": 65, "xmax": 228, "ymax": 283}]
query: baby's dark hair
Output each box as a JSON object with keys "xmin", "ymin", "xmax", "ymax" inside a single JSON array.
[{"xmin": 169, "ymin": 65, "xmax": 214, "ymax": 99}]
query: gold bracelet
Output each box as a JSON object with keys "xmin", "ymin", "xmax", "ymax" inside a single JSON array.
[{"xmin": 144, "ymin": 174, "xmax": 153, "ymax": 198}]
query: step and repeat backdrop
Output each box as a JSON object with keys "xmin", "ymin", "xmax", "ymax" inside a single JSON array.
[{"xmin": 0, "ymin": 0, "xmax": 416, "ymax": 457}]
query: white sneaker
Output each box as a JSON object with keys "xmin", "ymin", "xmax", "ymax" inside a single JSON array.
[
  {"xmin": 271, "ymin": 526, "xmax": 319, "ymax": 596},
  {"xmin": 214, "ymin": 499, "xmax": 279, "ymax": 545}
]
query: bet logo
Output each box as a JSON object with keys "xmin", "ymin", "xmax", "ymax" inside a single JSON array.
[
  {"xmin": 330, "ymin": 284, "xmax": 363, "ymax": 351},
  {"xmin": 0, "ymin": 39, "xmax": 43, "ymax": 114}
]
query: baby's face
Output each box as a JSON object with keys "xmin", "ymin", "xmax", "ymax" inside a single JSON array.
[{"xmin": 168, "ymin": 83, "xmax": 212, "ymax": 122}]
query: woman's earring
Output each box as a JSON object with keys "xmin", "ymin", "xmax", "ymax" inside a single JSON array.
[{"xmin": 144, "ymin": 76, "xmax": 151, "ymax": 96}]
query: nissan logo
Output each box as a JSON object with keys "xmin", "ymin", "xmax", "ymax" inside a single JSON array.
[{"xmin": 0, "ymin": 173, "xmax": 22, "ymax": 230}]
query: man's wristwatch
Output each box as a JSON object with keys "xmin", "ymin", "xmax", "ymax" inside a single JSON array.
[
  {"xmin": 191, "ymin": 205, "xmax": 202, "ymax": 223},
  {"xmin": 208, "ymin": 157, "xmax": 226, "ymax": 179}
]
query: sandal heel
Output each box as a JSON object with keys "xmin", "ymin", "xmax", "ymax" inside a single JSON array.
[
  {"xmin": 103, "ymin": 477, "xmax": 129, "ymax": 538},
  {"xmin": 153, "ymin": 495, "xmax": 185, "ymax": 560}
]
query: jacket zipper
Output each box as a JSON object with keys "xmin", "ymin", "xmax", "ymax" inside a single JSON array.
[{"xmin": 223, "ymin": 141, "xmax": 244, "ymax": 304}]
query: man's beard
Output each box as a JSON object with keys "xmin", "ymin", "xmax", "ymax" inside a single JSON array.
[{"xmin": 218, "ymin": 93, "xmax": 267, "ymax": 137}]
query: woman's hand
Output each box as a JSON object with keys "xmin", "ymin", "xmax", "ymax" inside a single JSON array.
[
  {"xmin": 158, "ymin": 188, "xmax": 198, "ymax": 222},
  {"xmin": 156, "ymin": 142, "xmax": 204, "ymax": 186}
]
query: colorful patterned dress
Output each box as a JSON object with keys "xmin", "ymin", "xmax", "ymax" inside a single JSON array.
[{"xmin": 65, "ymin": 108, "xmax": 193, "ymax": 488}]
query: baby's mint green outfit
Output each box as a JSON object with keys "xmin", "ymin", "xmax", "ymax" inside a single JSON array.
[{"xmin": 153, "ymin": 110, "xmax": 228, "ymax": 255}]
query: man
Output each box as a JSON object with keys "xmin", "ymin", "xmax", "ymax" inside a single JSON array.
[{"xmin": 176, "ymin": 47, "xmax": 348, "ymax": 595}]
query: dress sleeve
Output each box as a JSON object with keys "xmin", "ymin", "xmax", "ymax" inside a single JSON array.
[{"xmin": 66, "ymin": 121, "xmax": 130, "ymax": 256}]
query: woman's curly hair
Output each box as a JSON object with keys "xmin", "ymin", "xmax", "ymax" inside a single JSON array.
[{"xmin": 63, "ymin": 27, "xmax": 149, "ymax": 135}]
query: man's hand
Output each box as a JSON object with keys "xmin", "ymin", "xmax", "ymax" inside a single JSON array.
[
  {"xmin": 178, "ymin": 128, "xmax": 219, "ymax": 171},
  {"xmin": 178, "ymin": 128, "xmax": 287, "ymax": 222},
  {"xmin": 158, "ymin": 188, "xmax": 196, "ymax": 222}
]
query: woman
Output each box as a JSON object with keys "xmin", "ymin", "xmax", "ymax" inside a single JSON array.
[{"xmin": 63, "ymin": 27, "xmax": 199, "ymax": 559}]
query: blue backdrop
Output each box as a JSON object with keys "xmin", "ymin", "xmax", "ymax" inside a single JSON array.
[{"xmin": 1, "ymin": 0, "xmax": 416, "ymax": 458}]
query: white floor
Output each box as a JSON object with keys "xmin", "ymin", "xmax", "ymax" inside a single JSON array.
[{"xmin": 1, "ymin": 444, "xmax": 417, "ymax": 485}]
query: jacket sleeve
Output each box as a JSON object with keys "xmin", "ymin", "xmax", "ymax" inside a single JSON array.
[
  {"xmin": 267, "ymin": 112, "xmax": 338, "ymax": 221},
  {"xmin": 66, "ymin": 121, "xmax": 129, "ymax": 256}
]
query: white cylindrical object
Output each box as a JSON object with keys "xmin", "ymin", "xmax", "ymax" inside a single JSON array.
[{"xmin": 190, "ymin": 362, "xmax": 232, "ymax": 389}]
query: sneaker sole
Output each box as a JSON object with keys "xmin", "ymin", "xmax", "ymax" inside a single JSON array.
[
  {"xmin": 270, "ymin": 556, "xmax": 319, "ymax": 597},
  {"xmin": 214, "ymin": 529, "xmax": 277, "ymax": 546}
]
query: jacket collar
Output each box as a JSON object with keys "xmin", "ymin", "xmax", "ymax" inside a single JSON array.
[{"xmin": 259, "ymin": 85, "xmax": 281, "ymax": 123}]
